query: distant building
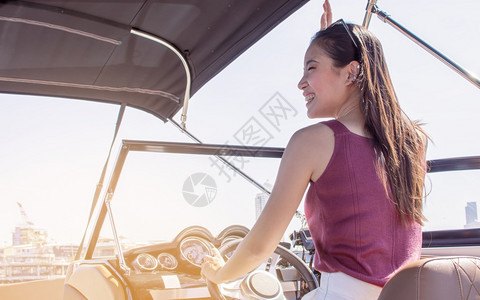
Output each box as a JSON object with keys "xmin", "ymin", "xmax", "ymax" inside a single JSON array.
[
  {"xmin": 12, "ymin": 226, "xmax": 48, "ymax": 246},
  {"xmin": 255, "ymin": 182, "xmax": 272, "ymax": 220},
  {"xmin": 1, "ymin": 203, "xmax": 137, "ymax": 283},
  {"xmin": 0, "ymin": 203, "xmax": 76, "ymax": 283},
  {"xmin": 464, "ymin": 202, "xmax": 480, "ymax": 229}
]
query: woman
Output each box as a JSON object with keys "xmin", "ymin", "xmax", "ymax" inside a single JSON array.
[{"xmin": 201, "ymin": 2, "xmax": 427, "ymax": 299}]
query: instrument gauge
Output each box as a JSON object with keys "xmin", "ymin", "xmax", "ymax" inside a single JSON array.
[
  {"xmin": 133, "ymin": 253, "xmax": 158, "ymax": 271},
  {"xmin": 179, "ymin": 237, "xmax": 212, "ymax": 267},
  {"xmin": 157, "ymin": 253, "xmax": 178, "ymax": 270}
]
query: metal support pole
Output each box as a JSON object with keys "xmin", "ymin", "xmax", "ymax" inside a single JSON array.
[
  {"xmin": 131, "ymin": 28, "xmax": 192, "ymax": 128},
  {"xmin": 362, "ymin": 0, "xmax": 378, "ymax": 28},
  {"xmin": 105, "ymin": 194, "xmax": 131, "ymax": 276},
  {"xmin": 374, "ymin": 7, "xmax": 480, "ymax": 89},
  {"xmin": 168, "ymin": 118, "xmax": 273, "ymax": 195}
]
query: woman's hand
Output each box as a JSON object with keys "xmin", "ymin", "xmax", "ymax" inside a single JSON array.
[
  {"xmin": 320, "ymin": 0, "xmax": 332, "ymax": 30},
  {"xmin": 201, "ymin": 248, "xmax": 226, "ymax": 284}
]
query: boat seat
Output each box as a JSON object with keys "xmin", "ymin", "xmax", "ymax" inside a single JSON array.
[
  {"xmin": 0, "ymin": 278, "xmax": 64, "ymax": 300},
  {"xmin": 378, "ymin": 256, "xmax": 480, "ymax": 300},
  {"xmin": 63, "ymin": 284, "xmax": 87, "ymax": 300},
  {"xmin": 63, "ymin": 264, "xmax": 126, "ymax": 300}
]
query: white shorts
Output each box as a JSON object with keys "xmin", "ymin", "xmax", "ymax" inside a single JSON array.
[{"xmin": 302, "ymin": 272, "xmax": 382, "ymax": 300}]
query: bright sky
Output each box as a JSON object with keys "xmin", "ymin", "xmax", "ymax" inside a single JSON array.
[{"xmin": 1, "ymin": 0, "xmax": 479, "ymax": 245}]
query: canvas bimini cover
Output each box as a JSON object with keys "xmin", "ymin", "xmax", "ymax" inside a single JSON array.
[{"xmin": 0, "ymin": 0, "xmax": 309, "ymax": 121}]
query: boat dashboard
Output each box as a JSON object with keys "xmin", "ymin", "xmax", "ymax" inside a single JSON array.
[
  {"xmin": 68, "ymin": 225, "xmax": 250, "ymax": 300},
  {"xmin": 123, "ymin": 225, "xmax": 244, "ymax": 274}
]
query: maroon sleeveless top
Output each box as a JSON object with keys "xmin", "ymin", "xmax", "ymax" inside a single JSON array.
[{"xmin": 304, "ymin": 119, "xmax": 421, "ymax": 287}]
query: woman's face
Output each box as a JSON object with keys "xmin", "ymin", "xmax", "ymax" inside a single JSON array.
[{"xmin": 298, "ymin": 44, "xmax": 347, "ymax": 119}]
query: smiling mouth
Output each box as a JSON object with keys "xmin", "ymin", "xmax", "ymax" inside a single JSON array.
[{"xmin": 305, "ymin": 94, "xmax": 314, "ymax": 104}]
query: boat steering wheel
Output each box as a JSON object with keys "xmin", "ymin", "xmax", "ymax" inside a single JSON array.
[{"xmin": 206, "ymin": 238, "xmax": 318, "ymax": 300}]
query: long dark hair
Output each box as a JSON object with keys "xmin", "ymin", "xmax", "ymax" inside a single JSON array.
[{"xmin": 311, "ymin": 23, "xmax": 427, "ymax": 225}]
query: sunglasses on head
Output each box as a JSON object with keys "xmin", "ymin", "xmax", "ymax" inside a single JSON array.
[{"xmin": 327, "ymin": 19, "xmax": 358, "ymax": 49}]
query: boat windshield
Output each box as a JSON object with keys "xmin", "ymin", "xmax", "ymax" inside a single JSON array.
[{"xmin": 94, "ymin": 147, "xmax": 283, "ymax": 249}]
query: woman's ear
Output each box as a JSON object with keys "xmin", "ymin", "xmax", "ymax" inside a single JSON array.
[{"xmin": 345, "ymin": 61, "xmax": 360, "ymax": 85}]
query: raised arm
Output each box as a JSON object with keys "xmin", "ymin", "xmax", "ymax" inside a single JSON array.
[
  {"xmin": 320, "ymin": 0, "xmax": 333, "ymax": 30},
  {"xmin": 201, "ymin": 129, "xmax": 317, "ymax": 283}
]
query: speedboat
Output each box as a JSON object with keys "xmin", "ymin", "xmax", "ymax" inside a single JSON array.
[{"xmin": 0, "ymin": 0, "xmax": 479, "ymax": 299}]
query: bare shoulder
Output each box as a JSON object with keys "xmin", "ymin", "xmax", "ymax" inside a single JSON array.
[
  {"xmin": 289, "ymin": 122, "xmax": 334, "ymax": 147},
  {"xmin": 286, "ymin": 122, "xmax": 335, "ymax": 181}
]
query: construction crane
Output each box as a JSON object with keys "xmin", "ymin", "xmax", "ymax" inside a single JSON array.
[{"xmin": 16, "ymin": 202, "xmax": 34, "ymax": 228}]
